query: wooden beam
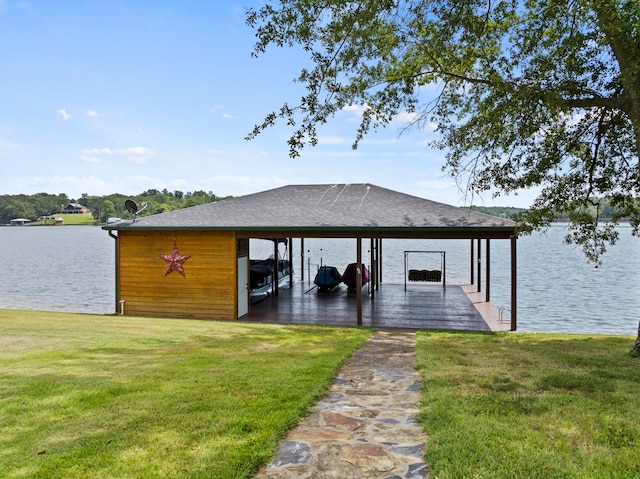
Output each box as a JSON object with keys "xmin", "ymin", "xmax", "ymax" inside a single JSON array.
[
  {"xmin": 300, "ymin": 238, "xmax": 305, "ymax": 282},
  {"xmin": 485, "ymin": 239, "xmax": 491, "ymax": 302},
  {"xmin": 376, "ymin": 238, "xmax": 381, "ymax": 290},
  {"xmin": 379, "ymin": 238, "xmax": 383, "ymax": 283},
  {"xmin": 477, "ymin": 238, "xmax": 482, "ymax": 293},
  {"xmin": 370, "ymin": 238, "xmax": 375, "ymax": 299},
  {"xmin": 470, "ymin": 239, "xmax": 474, "ymax": 285},
  {"xmin": 234, "ymin": 228, "xmax": 516, "ymax": 240},
  {"xmin": 511, "ymin": 235, "xmax": 518, "ymax": 331},
  {"xmin": 273, "ymin": 239, "xmax": 279, "ymax": 297},
  {"xmin": 289, "ymin": 237, "xmax": 294, "ymax": 288},
  {"xmin": 357, "ymin": 238, "xmax": 363, "ymax": 326}
]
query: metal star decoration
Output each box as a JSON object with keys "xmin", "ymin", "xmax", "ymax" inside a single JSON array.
[{"xmin": 160, "ymin": 241, "xmax": 191, "ymax": 277}]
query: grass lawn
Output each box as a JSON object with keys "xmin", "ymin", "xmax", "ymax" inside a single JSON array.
[
  {"xmin": 416, "ymin": 331, "xmax": 640, "ymax": 479},
  {"xmin": 57, "ymin": 213, "xmax": 96, "ymax": 225},
  {"xmin": 0, "ymin": 310, "xmax": 371, "ymax": 479}
]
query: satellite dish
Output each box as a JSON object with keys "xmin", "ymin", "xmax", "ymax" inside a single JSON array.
[
  {"xmin": 125, "ymin": 199, "xmax": 147, "ymax": 222},
  {"xmin": 125, "ymin": 199, "xmax": 138, "ymax": 215}
]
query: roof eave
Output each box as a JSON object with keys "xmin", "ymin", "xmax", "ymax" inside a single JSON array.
[{"xmin": 103, "ymin": 224, "xmax": 516, "ymax": 239}]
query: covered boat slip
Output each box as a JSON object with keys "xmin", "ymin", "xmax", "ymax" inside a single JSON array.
[
  {"xmin": 247, "ymin": 234, "xmax": 513, "ymax": 331},
  {"xmin": 246, "ymin": 281, "xmax": 511, "ymax": 331}
]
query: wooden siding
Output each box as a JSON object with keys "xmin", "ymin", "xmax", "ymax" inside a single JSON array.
[{"xmin": 117, "ymin": 230, "xmax": 238, "ymax": 320}]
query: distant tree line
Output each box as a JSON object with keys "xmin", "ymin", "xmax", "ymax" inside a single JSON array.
[
  {"xmin": 470, "ymin": 200, "xmax": 627, "ymax": 222},
  {"xmin": 0, "ymin": 193, "xmax": 70, "ymax": 224},
  {"xmin": 469, "ymin": 206, "xmax": 525, "ymax": 219},
  {"xmin": 0, "ymin": 190, "xmax": 228, "ymax": 225},
  {"xmin": 1, "ymin": 191, "xmax": 630, "ymax": 225}
]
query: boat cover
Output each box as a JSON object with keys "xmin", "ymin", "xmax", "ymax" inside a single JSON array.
[
  {"xmin": 314, "ymin": 265, "xmax": 342, "ymax": 290},
  {"xmin": 342, "ymin": 263, "xmax": 370, "ymax": 288}
]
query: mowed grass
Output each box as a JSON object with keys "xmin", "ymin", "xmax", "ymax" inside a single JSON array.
[
  {"xmin": 57, "ymin": 213, "xmax": 96, "ymax": 225},
  {"xmin": 0, "ymin": 310, "xmax": 371, "ymax": 479},
  {"xmin": 416, "ymin": 331, "xmax": 640, "ymax": 478}
]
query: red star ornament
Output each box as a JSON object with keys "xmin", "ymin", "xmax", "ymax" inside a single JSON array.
[{"xmin": 160, "ymin": 242, "xmax": 191, "ymax": 277}]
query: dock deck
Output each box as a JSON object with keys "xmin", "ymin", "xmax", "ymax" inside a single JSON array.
[{"xmin": 247, "ymin": 282, "xmax": 511, "ymax": 331}]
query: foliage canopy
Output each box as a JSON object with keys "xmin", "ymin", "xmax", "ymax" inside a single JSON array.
[{"xmin": 247, "ymin": 0, "xmax": 640, "ymax": 263}]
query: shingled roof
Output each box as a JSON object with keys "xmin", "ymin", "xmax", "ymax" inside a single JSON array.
[{"xmin": 104, "ymin": 184, "xmax": 516, "ymax": 238}]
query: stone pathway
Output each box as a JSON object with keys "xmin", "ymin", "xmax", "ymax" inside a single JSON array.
[{"xmin": 254, "ymin": 331, "xmax": 428, "ymax": 479}]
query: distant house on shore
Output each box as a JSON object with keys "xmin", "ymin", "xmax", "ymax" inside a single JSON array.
[{"xmin": 61, "ymin": 203, "xmax": 91, "ymax": 214}]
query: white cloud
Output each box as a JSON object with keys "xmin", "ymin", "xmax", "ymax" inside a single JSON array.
[
  {"xmin": 86, "ymin": 110, "xmax": 98, "ymax": 117},
  {"xmin": 340, "ymin": 103, "xmax": 437, "ymax": 132},
  {"xmin": 83, "ymin": 147, "xmax": 113, "ymax": 156},
  {"xmin": 57, "ymin": 109, "xmax": 70, "ymax": 120},
  {"xmin": 81, "ymin": 148, "xmax": 113, "ymax": 163},
  {"xmin": 342, "ymin": 104, "xmax": 365, "ymax": 116},
  {"xmin": 392, "ymin": 111, "xmax": 420, "ymax": 125},
  {"xmin": 118, "ymin": 146, "xmax": 154, "ymax": 164},
  {"xmin": 79, "ymin": 146, "xmax": 153, "ymax": 164},
  {"xmin": 120, "ymin": 146, "xmax": 152, "ymax": 156},
  {"xmin": 123, "ymin": 156, "xmax": 147, "ymax": 165},
  {"xmin": 207, "ymin": 104, "xmax": 235, "ymax": 119}
]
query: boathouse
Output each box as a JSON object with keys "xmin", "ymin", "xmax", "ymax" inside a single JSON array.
[
  {"xmin": 103, "ymin": 184, "xmax": 518, "ymax": 330},
  {"xmin": 10, "ymin": 218, "xmax": 31, "ymax": 226}
]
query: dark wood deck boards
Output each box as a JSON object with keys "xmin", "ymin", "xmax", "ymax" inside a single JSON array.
[{"xmin": 246, "ymin": 282, "xmax": 503, "ymax": 331}]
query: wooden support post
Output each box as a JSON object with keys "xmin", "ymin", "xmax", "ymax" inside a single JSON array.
[
  {"xmin": 357, "ymin": 237, "xmax": 363, "ymax": 326},
  {"xmin": 442, "ymin": 251, "xmax": 446, "ymax": 289},
  {"xmin": 370, "ymin": 238, "xmax": 375, "ymax": 299},
  {"xmin": 470, "ymin": 239, "xmax": 474, "ymax": 285},
  {"xmin": 108, "ymin": 230, "xmax": 120, "ymax": 314},
  {"xmin": 511, "ymin": 235, "xmax": 518, "ymax": 331},
  {"xmin": 273, "ymin": 239, "xmax": 279, "ymax": 297},
  {"xmin": 485, "ymin": 239, "xmax": 490, "ymax": 302},
  {"xmin": 379, "ymin": 238, "xmax": 383, "ymax": 283},
  {"xmin": 477, "ymin": 238, "xmax": 482, "ymax": 293},
  {"xmin": 289, "ymin": 237, "xmax": 293, "ymax": 288},
  {"xmin": 300, "ymin": 238, "xmax": 305, "ymax": 282},
  {"xmin": 376, "ymin": 238, "xmax": 381, "ymax": 290}
]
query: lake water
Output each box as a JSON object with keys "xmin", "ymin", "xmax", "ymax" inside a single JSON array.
[{"xmin": 1, "ymin": 225, "xmax": 639, "ymax": 336}]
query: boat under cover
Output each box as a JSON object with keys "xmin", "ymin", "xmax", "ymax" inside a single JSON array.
[
  {"xmin": 342, "ymin": 263, "xmax": 370, "ymax": 293},
  {"xmin": 313, "ymin": 265, "xmax": 342, "ymax": 293}
]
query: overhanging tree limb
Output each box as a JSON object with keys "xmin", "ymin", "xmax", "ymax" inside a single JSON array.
[{"xmin": 246, "ymin": 0, "xmax": 640, "ymax": 348}]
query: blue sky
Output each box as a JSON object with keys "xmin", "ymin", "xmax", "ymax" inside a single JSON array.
[{"xmin": 0, "ymin": 0, "xmax": 535, "ymax": 207}]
